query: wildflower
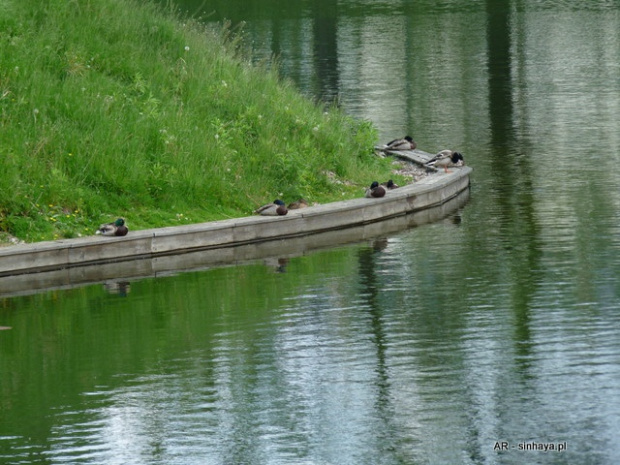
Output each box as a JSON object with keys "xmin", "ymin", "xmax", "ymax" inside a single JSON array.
[{"xmin": 184, "ymin": 46, "xmax": 190, "ymax": 52}]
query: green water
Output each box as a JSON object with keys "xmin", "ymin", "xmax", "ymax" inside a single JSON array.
[{"xmin": 2, "ymin": 0, "xmax": 620, "ymax": 463}]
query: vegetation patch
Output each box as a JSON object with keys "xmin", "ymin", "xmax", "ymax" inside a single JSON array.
[{"xmin": 0, "ymin": 0, "xmax": 400, "ymax": 242}]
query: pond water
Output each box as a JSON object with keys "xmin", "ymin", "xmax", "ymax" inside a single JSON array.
[{"xmin": 2, "ymin": 1, "xmax": 620, "ymax": 464}]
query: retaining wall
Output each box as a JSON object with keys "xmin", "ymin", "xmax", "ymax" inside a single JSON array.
[{"xmin": 0, "ymin": 167, "xmax": 471, "ymax": 279}]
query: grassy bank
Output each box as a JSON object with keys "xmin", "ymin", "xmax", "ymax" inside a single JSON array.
[{"xmin": 0, "ymin": 0, "xmax": 397, "ymax": 243}]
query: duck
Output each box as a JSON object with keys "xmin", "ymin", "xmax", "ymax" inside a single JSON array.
[
  {"xmin": 287, "ymin": 198, "xmax": 309, "ymax": 209},
  {"xmin": 365, "ymin": 181, "xmax": 387, "ymax": 198},
  {"xmin": 95, "ymin": 218, "xmax": 128, "ymax": 236},
  {"xmin": 384, "ymin": 135, "xmax": 417, "ymax": 151},
  {"xmin": 427, "ymin": 150, "xmax": 465, "ymax": 173},
  {"xmin": 254, "ymin": 199, "xmax": 288, "ymax": 216},
  {"xmin": 381, "ymin": 179, "xmax": 399, "ymax": 190}
]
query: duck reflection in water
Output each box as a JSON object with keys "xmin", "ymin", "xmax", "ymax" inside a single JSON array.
[
  {"xmin": 104, "ymin": 281, "xmax": 131, "ymax": 297},
  {"xmin": 371, "ymin": 237, "xmax": 389, "ymax": 252},
  {"xmin": 264, "ymin": 257, "xmax": 289, "ymax": 273}
]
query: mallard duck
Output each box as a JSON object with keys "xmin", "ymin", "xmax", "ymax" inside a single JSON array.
[
  {"xmin": 381, "ymin": 179, "xmax": 399, "ymax": 190},
  {"xmin": 287, "ymin": 198, "xmax": 309, "ymax": 209},
  {"xmin": 365, "ymin": 181, "xmax": 387, "ymax": 198},
  {"xmin": 385, "ymin": 135, "xmax": 417, "ymax": 151},
  {"xmin": 95, "ymin": 218, "xmax": 128, "ymax": 236},
  {"xmin": 427, "ymin": 150, "xmax": 465, "ymax": 173},
  {"xmin": 254, "ymin": 199, "xmax": 288, "ymax": 216}
]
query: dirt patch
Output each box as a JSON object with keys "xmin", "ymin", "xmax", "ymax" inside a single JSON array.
[
  {"xmin": 0, "ymin": 233, "xmax": 25, "ymax": 247},
  {"xmin": 390, "ymin": 159, "xmax": 435, "ymax": 183}
]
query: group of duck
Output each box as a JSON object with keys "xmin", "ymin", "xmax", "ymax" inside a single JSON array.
[
  {"xmin": 94, "ymin": 199, "xmax": 307, "ymax": 234},
  {"xmin": 255, "ymin": 179, "xmax": 399, "ymax": 216},
  {"xmin": 255, "ymin": 136, "xmax": 466, "ymax": 215},
  {"xmin": 93, "ymin": 198, "xmax": 308, "ymax": 235},
  {"xmin": 94, "ymin": 137, "xmax": 464, "ymax": 232},
  {"xmin": 382, "ymin": 135, "xmax": 465, "ymax": 172},
  {"xmin": 364, "ymin": 179, "xmax": 399, "ymax": 198}
]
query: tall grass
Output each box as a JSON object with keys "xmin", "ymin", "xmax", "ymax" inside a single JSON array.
[{"xmin": 0, "ymin": 0, "xmax": 395, "ymax": 242}]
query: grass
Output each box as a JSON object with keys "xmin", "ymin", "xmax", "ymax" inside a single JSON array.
[{"xmin": 0, "ymin": 0, "xmax": 400, "ymax": 243}]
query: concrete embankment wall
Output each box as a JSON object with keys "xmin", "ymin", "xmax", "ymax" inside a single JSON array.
[
  {"xmin": 0, "ymin": 189, "xmax": 471, "ymax": 298},
  {"xmin": 0, "ymin": 167, "xmax": 471, "ymax": 279}
]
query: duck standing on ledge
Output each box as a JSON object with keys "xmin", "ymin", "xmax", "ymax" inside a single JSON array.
[
  {"xmin": 365, "ymin": 181, "xmax": 387, "ymax": 198},
  {"xmin": 427, "ymin": 150, "xmax": 465, "ymax": 173},
  {"xmin": 95, "ymin": 218, "xmax": 128, "ymax": 236},
  {"xmin": 255, "ymin": 199, "xmax": 288, "ymax": 216},
  {"xmin": 385, "ymin": 135, "xmax": 417, "ymax": 151}
]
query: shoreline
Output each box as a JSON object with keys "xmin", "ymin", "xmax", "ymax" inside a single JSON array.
[
  {"xmin": 0, "ymin": 187, "xmax": 470, "ymax": 298},
  {"xmin": 0, "ymin": 167, "xmax": 471, "ymax": 285}
]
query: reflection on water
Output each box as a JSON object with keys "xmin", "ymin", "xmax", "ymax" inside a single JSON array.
[
  {"xmin": 103, "ymin": 281, "xmax": 132, "ymax": 296},
  {"xmin": 0, "ymin": 188, "xmax": 470, "ymax": 298},
  {"xmin": 3, "ymin": 217, "xmax": 620, "ymax": 464},
  {"xmin": 2, "ymin": 0, "xmax": 620, "ymax": 464}
]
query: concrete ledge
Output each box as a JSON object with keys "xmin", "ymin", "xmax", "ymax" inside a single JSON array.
[
  {"xmin": 0, "ymin": 167, "xmax": 471, "ymax": 279},
  {"xmin": 0, "ymin": 188, "xmax": 470, "ymax": 298}
]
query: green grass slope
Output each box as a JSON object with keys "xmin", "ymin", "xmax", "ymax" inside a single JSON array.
[{"xmin": 0, "ymin": 0, "xmax": 397, "ymax": 243}]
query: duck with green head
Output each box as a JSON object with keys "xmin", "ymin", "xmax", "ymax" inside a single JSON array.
[
  {"xmin": 96, "ymin": 218, "xmax": 128, "ymax": 236},
  {"xmin": 254, "ymin": 199, "xmax": 288, "ymax": 216},
  {"xmin": 365, "ymin": 181, "xmax": 387, "ymax": 198},
  {"xmin": 381, "ymin": 179, "xmax": 399, "ymax": 190},
  {"xmin": 427, "ymin": 150, "xmax": 465, "ymax": 173}
]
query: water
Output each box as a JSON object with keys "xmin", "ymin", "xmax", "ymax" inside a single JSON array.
[{"xmin": 2, "ymin": 0, "xmax": 620, "ymax": 464}]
